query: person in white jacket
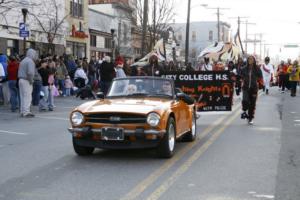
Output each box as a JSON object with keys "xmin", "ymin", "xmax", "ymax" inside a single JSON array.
[{"xmin": 261, "ymin": 57, "xmax": 274, "ymax": 95}]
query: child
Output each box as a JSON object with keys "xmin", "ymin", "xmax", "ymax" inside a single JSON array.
[{"xmin": 64, "ymin": 75, "xmax": 73, "ymax": 96}]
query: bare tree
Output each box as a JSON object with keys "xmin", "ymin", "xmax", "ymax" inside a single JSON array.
[
  {"xmin": 29, "ymin": 0, "xmax": 68, "ymax": 54},
  {"xmin": 133, "ymin": 0, "xmax": 175, "ymax": 52},
  {"xmin": 0, "ymin": 0, "xmax": 37, "ymax": 25}
]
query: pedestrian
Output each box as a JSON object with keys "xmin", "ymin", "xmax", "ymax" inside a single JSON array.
[
  {"xmin": 99, "ymin": 56, "xmax": 115, "ymax": 95},
  {"xmin": 235, "ymin": 57, "xmax": 244, "ymax": 96},
  {"xmin": 276, "ymin": 60, "xmax": 288, "ymax": 93},
  {"xmin": 74, "ymin": 61, "xmax": 88, "ymax": 88},
  {"xmin": 55, "ymin": 56, "xmax": 68, "ymax": 96},
  {"xmin": 200, "ymin": 57, "xmax": 213, "ymax": 71},
  {"xmin": 115, "ymin": 56, "xmax": 126, "ymax": 78},
  {"xmin": 287, "ymin": 60, "xmax": 300, "ymax": 97},
  {"xmin": 38, "ymin": 59, "xmax": 50, "ymax": 111},
  {"xmin": 0, "ymin": 54, "xmax": 10, "ymax": 105},
  {"xmin": 240, "ymin": 55, "xmax": 264, "ymax": 125},
  {"xmin": 64, "ymin": 75, "xmax": 73, "ymax": 96},
  {"xmin": 47, "ymin": 58, "xmax": 56, "ymax": 111},
  {"xmin": 88, "ymin": 56, "xmax": 97, "ymax": 85},
  {"xmin": 260, "ymin": 57, "xmax": 274, "ymax": 95},
  {"xmin": 18, "ymin": 48, "xmax": 38, "ymax": 117},
  {"xmin": 7, "ymin": 56, "xmax": 20, "ymax": 112},
  {"xmin": 32, "ymin": 59, "xmax": 43, "ymax": 106}
]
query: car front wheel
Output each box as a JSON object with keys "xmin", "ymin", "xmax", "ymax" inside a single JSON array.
[
  {"xmin": 73, "ymin": 138, "xmax": 95, "ymax": 156},
  {"xmin": 157, "ymin": 117, "xmax": 176, "ymax": 158}
]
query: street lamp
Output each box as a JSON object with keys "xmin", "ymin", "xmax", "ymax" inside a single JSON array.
[
  {"xmin": 110, "ymin": 29, "xmax": 115, "ymax": 62},
  {"xmin": 21, "ymin": 8, "xmax": 28, "ymax": 55}
]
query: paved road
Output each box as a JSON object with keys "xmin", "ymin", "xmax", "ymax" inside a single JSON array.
[{"xmin": 0, "ymin": 87, "xmax": 299, "ymax": 200}]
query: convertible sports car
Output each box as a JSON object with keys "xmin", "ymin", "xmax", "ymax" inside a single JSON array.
[{"xmin": 68, "ymin": 77, "xmax": 197, "ymax": 158}]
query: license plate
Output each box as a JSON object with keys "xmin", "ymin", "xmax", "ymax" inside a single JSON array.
[{"xmin": 101, "ymin": 127, "xmax": 124, "ymax": 141}]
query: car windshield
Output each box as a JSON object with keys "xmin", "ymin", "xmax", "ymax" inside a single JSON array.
[{"xmin": 107, "ymin": 77, "xmax": 174, "ymax": 98}]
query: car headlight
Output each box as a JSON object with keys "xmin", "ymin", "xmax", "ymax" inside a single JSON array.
[
  {"xmin": 147, "ymin": 113, "xmax": 161, "ymax": 127},
  {"xmin": 71, "ymin": 111, "xmax": 84, "ymax": 126}
]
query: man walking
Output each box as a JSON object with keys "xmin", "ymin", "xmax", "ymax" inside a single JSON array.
[{"xmin": 18, "ymin": 49, "xmax": 38, "ymax": 117}]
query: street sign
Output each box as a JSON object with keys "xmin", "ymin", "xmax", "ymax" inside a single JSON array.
[
  {"xmin": 284, "ymin": 44, "xmax": 299, "ymax": 48},
  {"xmin": 19, "ymin": 23, "xmax": 29, "ymax": 38}
]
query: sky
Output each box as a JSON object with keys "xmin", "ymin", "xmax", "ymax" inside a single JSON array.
[{"xmin": 173, "ymin": 0, "xmax": 300, "ymax": 62}]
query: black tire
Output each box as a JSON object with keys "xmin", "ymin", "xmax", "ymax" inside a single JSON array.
[
  {"xmin": 157, "ymin": 117, "xmax": 176, "ymax": 158},
  {"xmin": 73, "ymin": 138, "xmax": 95, "ymax": 156},
  {"xmin": 183, "ymin": 112, "xmax": 197, "ymax": 142}
]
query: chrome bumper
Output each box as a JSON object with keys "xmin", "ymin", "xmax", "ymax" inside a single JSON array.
[{"xmin": 68, "ymin": 127, "xmax": 166, "ymax": 136}]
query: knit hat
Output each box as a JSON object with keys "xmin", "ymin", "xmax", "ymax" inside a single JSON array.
[{"xmin": 115, "ymin": 56, "xmax": 124, "ymax": 66}]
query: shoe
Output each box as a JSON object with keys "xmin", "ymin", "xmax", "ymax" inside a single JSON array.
[
  {"xmin": 241, "ymin": 112, "xmax": 249, "ymax": 119},
  {"xmin": 266, "ymin": 89, "xmax": 269, "ymax": 95},
  {"xmin": 48, "ymin": 108, "xmax": 53, "ymax": 111},
  {"xmin": 248, "ymin": 119, "xmax": 254, "ymax": 125},
  {"xmin": 281, "ymin": 91, "xmax": 285, "ymax": 93},
  {"xmin": 24, "ymin": 113, "xmax": 35, "ymax": 118},
  {"xmin": 39, "ymin": 108, "xmax": 47, "ymax": 112}
]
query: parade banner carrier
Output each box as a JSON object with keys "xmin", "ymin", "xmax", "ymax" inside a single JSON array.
[{"xmin": 161, "ymin": 71, "xmax": 233, "ymax": 112}]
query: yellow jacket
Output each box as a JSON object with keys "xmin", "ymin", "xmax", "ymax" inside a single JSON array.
[{"xmin": 287, "ymin": 65, "xmax": 300, "ymax": 81}]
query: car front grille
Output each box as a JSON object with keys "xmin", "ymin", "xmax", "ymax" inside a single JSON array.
[{"xmin": 84, "ymin": 113, "xmax": 147, "ymax": 124}]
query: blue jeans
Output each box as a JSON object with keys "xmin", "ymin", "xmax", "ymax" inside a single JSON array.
[
  {"xmin": 56, "ymin": 79, "xmax": 65, "ymax": 95},
  {"xmin": 32, "ymin": 80, "xmax": 42, "ymax": 106},
  {"xmin": 8, "ymin": 80, "xmax": 19, "ymax": 111}
]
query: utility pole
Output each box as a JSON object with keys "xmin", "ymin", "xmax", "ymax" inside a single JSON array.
[
  {"xmin": 141, "ymin": 0, "xmax": 148, "ymax": 57},
  {"xmin": 185, "ymin": 0, "xmax": 191, "ymax": 66},
  {"xmin": 243, "ymin": 20, "xmax": 256, "ymax": 54},
  {"xmin": 206, "ymin": 7, "xmax": 230, "ymax": 42},
  {"xmin": 217, "ymin": 8, "xmax": 220, "ymax": 42}
]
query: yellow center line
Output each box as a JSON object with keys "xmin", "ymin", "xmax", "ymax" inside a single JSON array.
[
  {"xmin": 121, "ymin": 104, "xmax": 241, "ymax": 200},
  {"xmin": 146, "ymin": 107, "xmax": 241, "ymax": 200}
]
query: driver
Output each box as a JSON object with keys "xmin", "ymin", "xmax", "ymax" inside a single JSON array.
[
  {"xmin": 161, "ymin": 81, "xmax": 172, "ymax": 95},
  {"xmin": 125, "ymin": 84, "xmax": 137, "ymax": 94}
]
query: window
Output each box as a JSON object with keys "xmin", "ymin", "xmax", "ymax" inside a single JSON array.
[
  {"xmin": 209, "ymin": 30, "xmax": 213, "ymax": 41},
  {"xmin": 191, "ymin": 48, "xmax": 196, "ymax": 58},
  {"xmin": 192, "ymin": 31, "xmax": 196, "ymax": 41},
  {"xmin": 105, "ymin": 38, "xmax": 112, "ymax": 49},
  {"xmin": 178, "ymin": 33, "xmax": 182, "ymax": 41},
  {"xmin": 90, "ymin": 35, "xmax": 96, "ymax": 47},
  {"xmin": 70, "ymin": 0, "xmax": 83, "ymax": 18}
]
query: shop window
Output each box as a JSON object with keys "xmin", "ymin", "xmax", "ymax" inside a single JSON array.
[
  {"xmin": 105, "ymin": 38, "xmax": 112, "ymax": 49},
  {"xmin": 90, "ymin": 35, "xmax": 96, "ymax": 47}
]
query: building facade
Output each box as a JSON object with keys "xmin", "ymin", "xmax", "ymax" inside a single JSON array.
[
  {"xmin": 65, "ymin": 0, "xmax": 90, "ymax": 59},
  {"xmin": 89, "ymin": 8, "xmax": 116, "ymax": 59},
  {"xmin": 89, "ymin": 1, "xmax": 135, "ymax": 59},
  {"xmin": 0, "ymin": 0, "xmax": 66, "ymax": 56},
  {"xmin": 171, "ymin": 21, "xmax": 231, "ymax": 66}
]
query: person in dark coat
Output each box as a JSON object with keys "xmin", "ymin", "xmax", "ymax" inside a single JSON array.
[
  {"xmin": 99, "ymin": 56, "xmax": 115, "ymax": 95},
  {"xmin": 240, "ymin": 55, "xmax": 264, "ymax": 125}
]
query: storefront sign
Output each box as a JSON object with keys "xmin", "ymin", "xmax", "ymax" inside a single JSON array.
[
  {"xmin": 71, "ymin": 25, "xmax": 88, "ymax": 39},
  {"xmin": 161, "ymin": 71, "xmax": 233, "ymax": 112}
]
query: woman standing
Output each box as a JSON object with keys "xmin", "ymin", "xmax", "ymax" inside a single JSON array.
[
  {"xmin": 7, "ymin": 56, "xmax": 19, "ymax": 112},
  {"xmin": 240, "ymin": 55, "xmax": 264, "ymax": 125},
  {"xmin": 287, "ymin": 60, "xmax": 300, "ymax": 97}
]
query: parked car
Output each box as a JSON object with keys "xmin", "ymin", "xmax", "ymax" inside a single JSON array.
[{"xmin": 68, "ymin": 76, "xmax": 197, "ymax": 158}]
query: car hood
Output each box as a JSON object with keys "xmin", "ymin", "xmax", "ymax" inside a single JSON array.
[{"xmin": 76, "ymin": 98, "xmax": 173, "ymax": 115}]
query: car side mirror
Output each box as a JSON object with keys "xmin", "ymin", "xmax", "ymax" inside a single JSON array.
[
  {"xmin": 176, "ymin": 93, "xmax": 195, "ymax": 105},
  {"xmin": 96, "ymin": 92, "xmax": 105, "ymax": 99}
]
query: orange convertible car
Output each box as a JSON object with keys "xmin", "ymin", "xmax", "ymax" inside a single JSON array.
[{"xmin": 68, "ymin": 77, "xmax": 197, "ymax": 158}]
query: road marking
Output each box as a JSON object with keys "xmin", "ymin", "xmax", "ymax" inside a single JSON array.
[
  {"xmin": 0, "ymin": 130, "xmax": 28, "ymax": 135},
  {"xmin": 35, "ymin": 116, "xmax": 69, "ymax": 121},
  {"xmin": 121, "ymin": 104, "xmax": 241, "ymax": 200},
  {"xmin": 146, "ymin": 107, "xmax": 241, "ymax": 200}
]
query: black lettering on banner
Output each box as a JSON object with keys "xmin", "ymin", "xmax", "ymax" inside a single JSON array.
[{"xmin": 162, "ymin": 71, "xmax": 233, "ymax": 112}]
